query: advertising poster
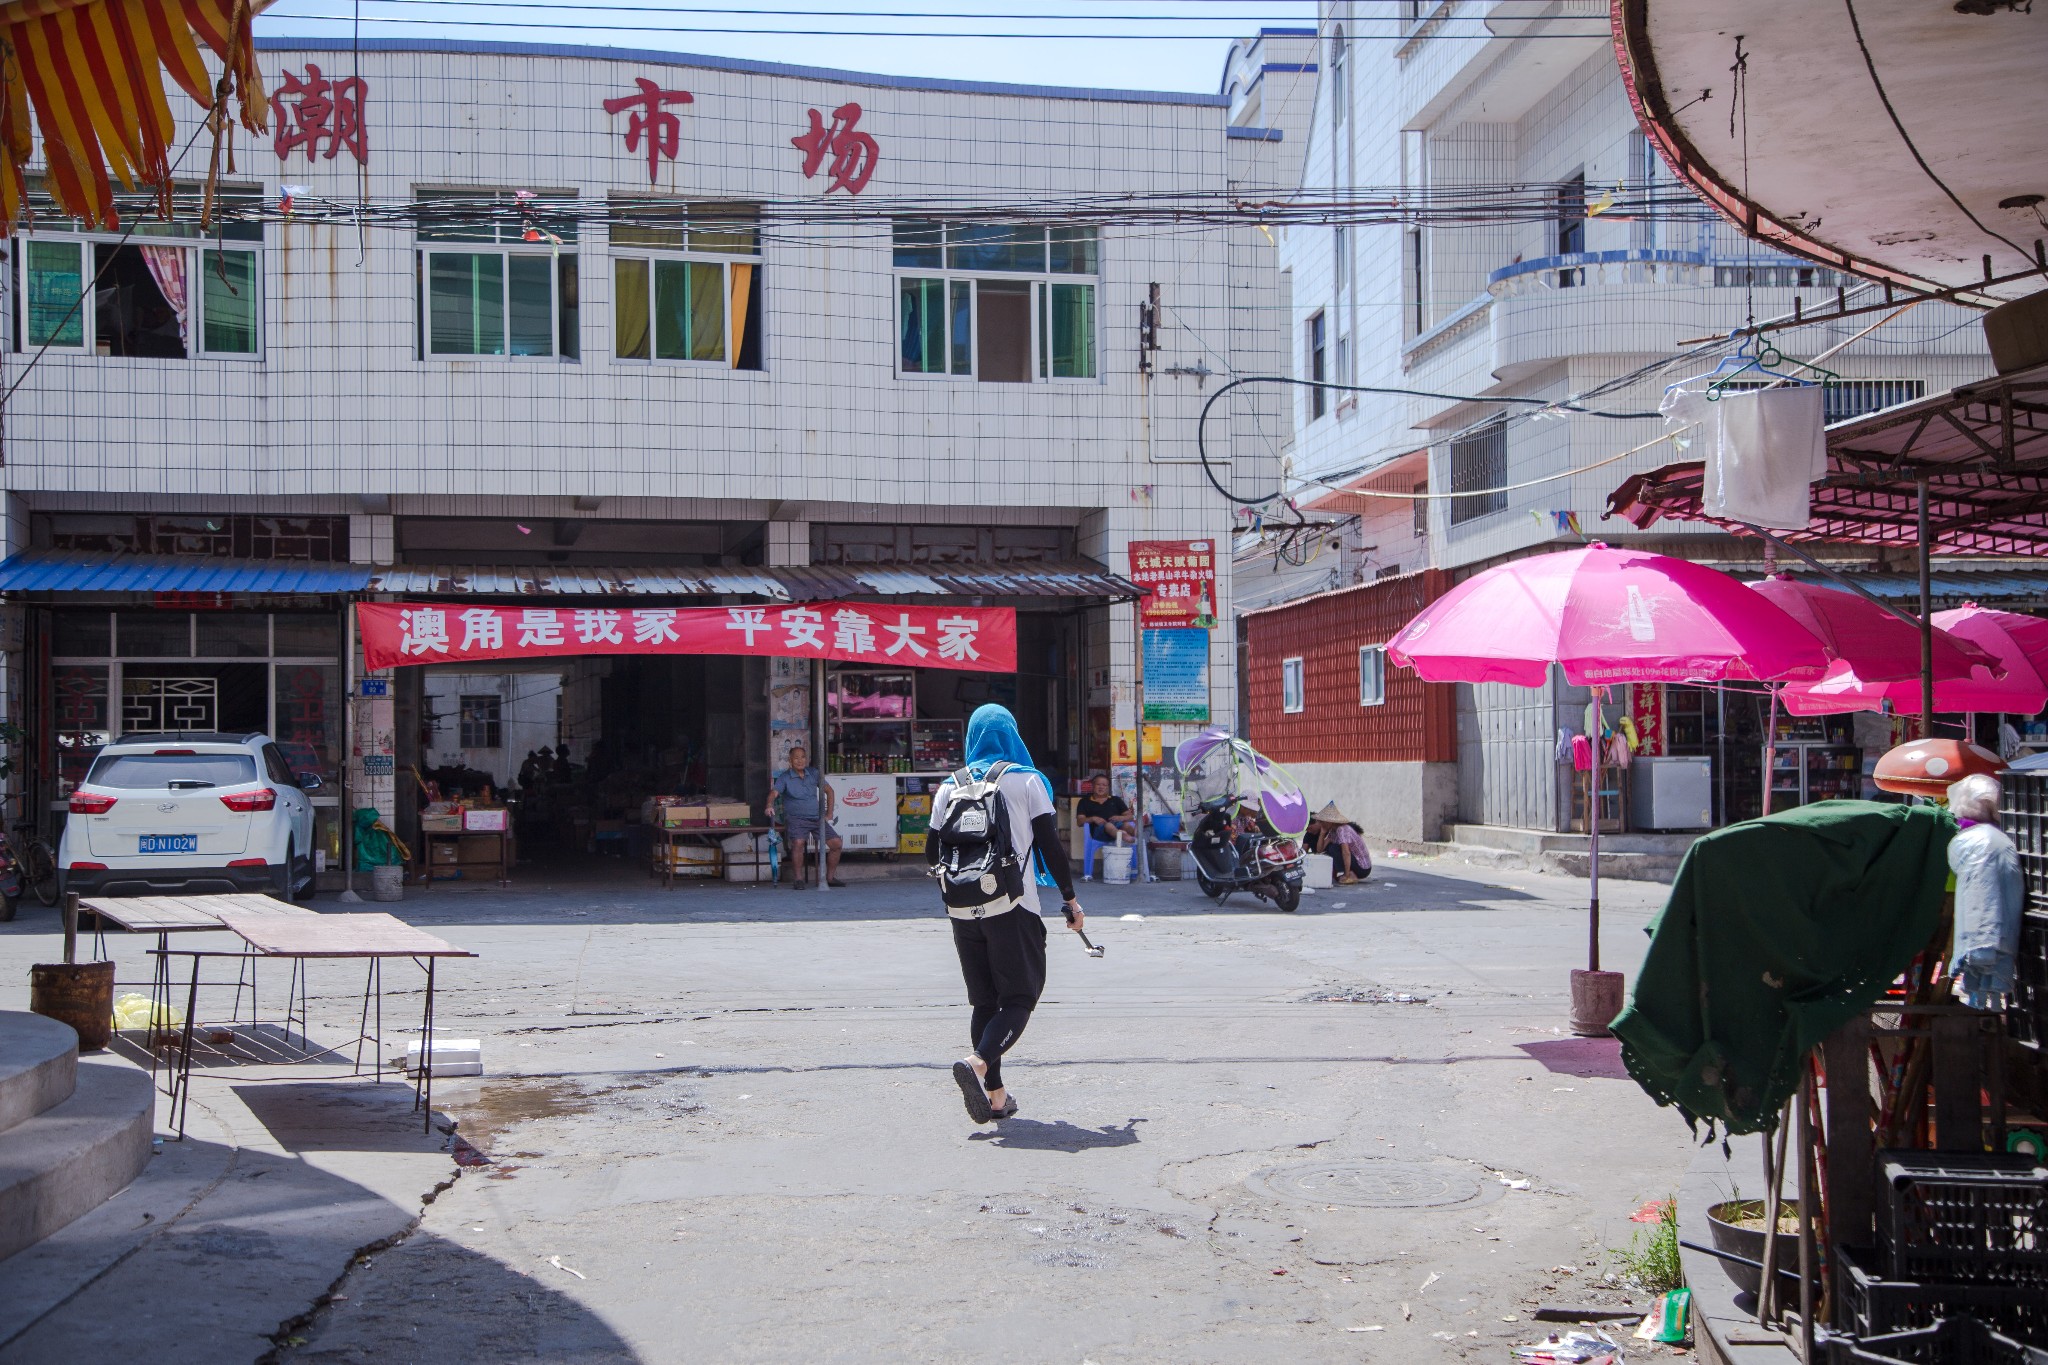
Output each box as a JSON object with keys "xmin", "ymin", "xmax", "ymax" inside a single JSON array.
[
  {"xmin": 1129, "ymin": 540, "xmax": 1218, "ymax": 629},
  {"xmin": 1142, "ymin": 628, "xmax": 1210, "ymax": 723}
]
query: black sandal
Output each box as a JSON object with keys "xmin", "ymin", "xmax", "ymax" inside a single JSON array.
[
  {"xmin": 993, "ymin": 1095, "xmax": 1019, "ymax": 1120},
  {"xmin": 952, "ymin": 1060, "xmax": 993, "ymax": 1123}
]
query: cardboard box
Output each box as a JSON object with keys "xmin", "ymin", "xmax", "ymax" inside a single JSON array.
[
  {"xmin": 899, "ymin": 793, "xmax": 932, "ymax": 816},
  {"xmin": 898, "ymin": 832, "xmax": 928, "ymax": 855},
  {"xmin": 705, "ymin": 801, "xmax": 750, "ymax": 826},
  {"xmin": 420, "ymin": 814, "xmax": 462, "ymax": 833},
  {"xmin": 898, "ymin": 812, "xmax": 928, "ymax": 834},
  {"xmin": 723, "ymin": 855, "xmax": 774, "ymax": 883},
  {"xmin": 463, "ymin": 808, "xmax": 508, "ymax": 832},
  {"xmin": 657, "ymin": 845, "xmax": 719, "ymax": 874},
  {"xmin": 430, "ymin": 843, "xmax": 460, "ymax": 864},
  {"xmin": 721, "ymin": 831, "xmax": 767, "ymax": 856},
  {"xmin": 457, "ymin": 834, "xmax": 504, "ymax": 864}
]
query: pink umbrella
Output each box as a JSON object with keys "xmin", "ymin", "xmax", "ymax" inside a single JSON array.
[
  {"xmin": 1387, "ymin": 545, "xmax": 1829, "ymax": 687},
  {"xmin": 1387, "ymin": 546, "xmax": 1828, "ymax": 1034},
  {"xmin": 1746, "ymin": 577, "xmax": 1999, "ymax": 684},
  {"xmin": 1783, "ymin": 604, "xmax": 2048, "ymax": 717}
]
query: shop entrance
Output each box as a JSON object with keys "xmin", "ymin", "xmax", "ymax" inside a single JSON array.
[{"xmin": 404, "ymin": 653, "xmax": 767, "ymax": 885}]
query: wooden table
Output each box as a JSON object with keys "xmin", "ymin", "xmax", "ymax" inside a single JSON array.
[
  {"xmin": 651, "ymin": 824, "xmax": 773, "ymax": 889},
  {"xmin": 144, "ymin": 904, "xmax": 474, "ymax": 1138},
  {"xmin": 420, "ymin": 827, "xmax": 512, "ymax": 887}
]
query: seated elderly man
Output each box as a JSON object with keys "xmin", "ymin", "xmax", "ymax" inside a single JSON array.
[{"xmin": 1305, "ymin": 802, "xmax": 1372, "ymax": 883}]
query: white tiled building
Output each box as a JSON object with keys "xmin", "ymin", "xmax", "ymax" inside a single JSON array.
[
  {"xmin": 0, "ymin": 37, "xmax": 1301, "ymax": 862},
  {"xmin": 1273, "ymin": 4, "xmax": 1991, "ymax": 836}
]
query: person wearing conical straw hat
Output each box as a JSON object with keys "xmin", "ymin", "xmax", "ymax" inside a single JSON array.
[{"xmin": 1305, "ymin": 801, "xmax": 1371, "ymax": 883}]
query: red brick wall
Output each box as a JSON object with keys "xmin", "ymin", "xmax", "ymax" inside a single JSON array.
[{"xmin": 1245, "ymin": 570, "xmax": 1456, "ymax": 764}]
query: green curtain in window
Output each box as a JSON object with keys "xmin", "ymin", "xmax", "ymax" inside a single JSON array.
[
  {"xmin": 654, "ymin": 260, "xmax": 689, "ymax": 360},
  {"xmin": 200, "ymin": 249, "xmax": 258, "ymax": 354},
  {"xmin": 428, "ymin": 253, "xmax": 504, "ymax": 356},
  {"xmin": 26, "ymin": 240, "xmax": 85, "ymax": 347},
  {"xmin": 1048, "ymin": 282, "xmax": 1095, "ymax": 378},
  {"xmin": 507, "ymin": 255, "xmax": 554, "ymax": 357},
  {"xmin": 687, "ymin": 260, "xmax": 725, "ymax": 362},
  {"xmin": 615, "ymin": 258, "xmax": 650, "ymax": 359}
]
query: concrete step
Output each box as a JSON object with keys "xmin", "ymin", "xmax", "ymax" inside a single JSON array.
[
  {"xmin": 0, "ymin": 1012, "xmax": 78, "ymax": 1138},
  {"xmin": 0, "ymin": 1057, "xmax": 154, "ymax": 1264}
]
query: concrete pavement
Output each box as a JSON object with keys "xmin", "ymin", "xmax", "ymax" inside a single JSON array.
[{"xmin": 0, "ymin": 856, "xmax": 1698, "ymax": 1363}]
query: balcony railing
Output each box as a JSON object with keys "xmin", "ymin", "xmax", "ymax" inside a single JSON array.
[{"xmin": 1487, "ymin": 249, "xmax": 1707, "ymax": 296}]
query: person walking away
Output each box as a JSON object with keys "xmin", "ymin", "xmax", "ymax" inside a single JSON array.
[
  {"xmin": 1305, "ymin": 802, "xmax": 1372, "ymax": 883},
  {"xmin": 929, "ymin": 704, "xmax": 1085, "ymax": 1124},
  {"xmin": 773, "ymin": 746, "xmax": 844, "ymax": 890},
  {"xmin": 1946, "ymin": 774, "xmax": 2023, "ymax": 1010}
]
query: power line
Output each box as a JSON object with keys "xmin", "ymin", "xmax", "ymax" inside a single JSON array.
[{"xmin": 257, "ymin": 14, "xmax": 1616, "ymax": 39}]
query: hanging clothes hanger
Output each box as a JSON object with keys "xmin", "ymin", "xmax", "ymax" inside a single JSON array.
[
  {"xmin": 1705, "ymin": 342, "xmax": 1842, "ymax": 401},
  {"xmin": 1664, "ymin": 328, "xmax": 1767, "ymax": 396}
]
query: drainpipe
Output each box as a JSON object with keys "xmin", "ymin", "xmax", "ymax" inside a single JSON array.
[{"xmin": 1917, "ymin": 480, "xmax": 1934, "ymax": 738}]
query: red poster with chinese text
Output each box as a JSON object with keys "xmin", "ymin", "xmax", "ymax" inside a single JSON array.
[
  {"xmin": 1128, "ymin": 540, "xmax": 1218, "ymax": 629},
  {"xmin": 1629, "ymin": 683, "xmax": 1666, "ymax": 756},
  {"xmin": 358, "ymin": 602, "xmax": 1015, "ymax": 673}
]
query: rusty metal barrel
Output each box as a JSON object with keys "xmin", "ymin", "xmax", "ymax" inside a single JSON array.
[{"xmin": 29, "ymin": 959, "xmax": 115, "ymax": 1052}]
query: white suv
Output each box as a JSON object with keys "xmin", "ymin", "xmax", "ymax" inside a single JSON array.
[{"xmin": 59, "ymin": 732, "xmax": 321, "ymax": 900}]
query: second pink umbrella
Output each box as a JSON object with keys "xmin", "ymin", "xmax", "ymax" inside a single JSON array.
[
  {"xmin": 1746, "ymin": 577, "xmax": 2000, "ymax": 683},
  {"xmin": 1783, "ymin": 603, "xmax": 2048, "ymax": 716}
]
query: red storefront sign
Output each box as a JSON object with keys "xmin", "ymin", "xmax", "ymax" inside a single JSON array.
[
  {"xmin": 1629, "ymin": 682, "xmax": 1666, "ymax": 757},
  {"xmin": 791, "ymin": 102, "xmax": 879, "ymax": 194},
  {"xmin": 603, "ymin": 77, "xmax": 695, "ymax": 182},
  {"xmin": 274, "ymin": 64, "xmax": 368, "ymax": 165},
  {"xmin": 1129, "ymin": 540, "xmax": 1218, "ymax": 629},
  {"xmin": 358, "ymin": 602, "xmax": 1015, "ymax": 673}
]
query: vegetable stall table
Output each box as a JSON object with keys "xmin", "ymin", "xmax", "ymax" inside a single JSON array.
[
  {"xmin": 148, "ymin": 906, "xmax": 475, "ymax": 1139},
  {"xmin": 651, "ymin": 824, "xmax": 774, "ymax": 889}
]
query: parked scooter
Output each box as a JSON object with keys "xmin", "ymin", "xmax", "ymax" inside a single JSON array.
[{"xmin": 1175, "ymin": 728, "xmax": 1309, "ymax": 912}]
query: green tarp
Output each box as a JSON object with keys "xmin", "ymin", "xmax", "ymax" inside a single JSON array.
[{"xmin": 1612, "ymin": 800, "xmax": 1953, "ymax": 1136}]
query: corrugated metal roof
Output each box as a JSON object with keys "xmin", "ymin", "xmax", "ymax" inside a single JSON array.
[
  {"xmin": 364, "ymin": 560, "xmax": 1140, "ymax": 600},
  {"xmin": 1781, "ymin": 566, "xmax": 2048, "ymax": 602},
  {"xmin": 0, "ymin": 551, "xmax": 371, "ymax": 594}
]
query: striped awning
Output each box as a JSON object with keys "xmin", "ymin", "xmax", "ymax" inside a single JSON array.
[
  {"xmin": 1, "ymin": 0, "xmax": 268, "ymax": 230},
  {"xmin": 0, "ymin": 549, "xmax": 367, "ymax": 592}
]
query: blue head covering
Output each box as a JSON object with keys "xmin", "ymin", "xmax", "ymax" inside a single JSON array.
[{"xmin": 962, "ymin": 703, "xmax": 1058, "ymax": 885}]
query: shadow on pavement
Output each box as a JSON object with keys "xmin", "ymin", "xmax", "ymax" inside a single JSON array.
[
  {"xmin": 966, "ymin": 1117, "xmax": 1146, "ymax": 1151},
  {"xmin": 1517, "ymin": 1036, "xmax": 1632, "ymax": 1080}
]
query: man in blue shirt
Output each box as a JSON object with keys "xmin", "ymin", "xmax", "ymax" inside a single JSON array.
[{"xmin": 772, "ymin": 746, "xmax": 843, "ymax": 890}]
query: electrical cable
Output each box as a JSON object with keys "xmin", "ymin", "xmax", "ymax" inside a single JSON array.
[
  {"xmin": 257, "ymin": 12, "xmax": 1615, "ymax": 39},
  {"xmin": 1840, "ymin": 0, "xmax": 2043, "ymax": 276}
]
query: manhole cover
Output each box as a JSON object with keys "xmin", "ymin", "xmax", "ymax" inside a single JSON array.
[{"xmin": 1248, "ymin": 1159, "xmax": 1494, "ymax": 1210}]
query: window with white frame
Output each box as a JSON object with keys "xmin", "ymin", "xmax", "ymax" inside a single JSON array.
[
  {"xmin": 1282, "ymin": 657, "xmax": 1305, "ymax": 713},
  {"xmin": 1359, "ymin": 645, "xmax": 1387, "ymax": 706},
  {"xmin": 415, "ymin": 189, "xmax": 579, "ymax": 360},
  {"xmin": 1305, "ymin": 311, "xmax": 1327, "ymax": 420},
  {"xmin": 893, "ymin": 221, "xmax": 1098, "ymax": 382},
  {"xmin": 609, "ymin": 199, "xmax": 763, "ymax": 369},
  {"xmin": 1329, "ymin": 25, "xmax": 1347, "ymax": 127},
  {"xmin": 13, "ymin": 182, "xmax": 263, "ymax": 359}
]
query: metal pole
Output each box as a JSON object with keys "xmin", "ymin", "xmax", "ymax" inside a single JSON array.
[
  {"xmin": 1763, "ymin": 685, "xmax": 1782, "ymax": 816},
  {"xmin": 342, "ymin": 599, "xmax": 357, "ymax": 896},
  {"xmin": 61, "ymin": 889, "xmax": 77, "ymax": 965},
  {"xmin": 1797, "ymin": 1067, "xmax": 1817, "ymax": 1362},
  {"xmin": 1588, "ymin": 686, "xmax": 1602, "ymax": 972},
  {"xmin": 1918, "ymin": 480, "xmax": 1935, "ymax": 739},
  {"xmin": 1133, "ymin": 610, "xmax": 1151, "ymax": 882}
]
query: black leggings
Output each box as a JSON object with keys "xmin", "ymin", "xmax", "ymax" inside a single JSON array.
[
  {"xmin": 952, "ymin": 907, "xmax": 1048, "ymax": 1091},
  {"xmin": 970, "ymin": 1004, "xmax": 1032, "ymax": 1090}
]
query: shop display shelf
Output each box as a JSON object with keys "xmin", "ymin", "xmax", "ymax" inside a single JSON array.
[
  {"xmin": 1837, "ymin": 1244, "xmax": 2045, "ymax": 1341},
  {"xmin": 1875, "ymin": 1151, "xmax": 2048, "ymax": 1286}
]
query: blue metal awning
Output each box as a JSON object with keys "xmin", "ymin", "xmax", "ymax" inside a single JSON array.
[
  {"xmin": 0, "ymin": 551, "xmax": 373, "ymax": 595},
  {"xmin": 1780, "ymin": 565, "xmax": 2048, "ymax": 604}
]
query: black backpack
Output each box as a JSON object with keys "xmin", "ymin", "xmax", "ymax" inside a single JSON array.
[{"xmin": 932, "ymin": 762, "xmax": 1025, "ymax": 912}]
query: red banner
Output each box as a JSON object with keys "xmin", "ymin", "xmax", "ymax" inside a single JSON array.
[
  {"xmin": 358, "ymin": 602, "xmax": 1015, "ymax": 673},
  {"xmin": 1129, "ymin": 539, "xmax": 1218, "ymax": 629}
]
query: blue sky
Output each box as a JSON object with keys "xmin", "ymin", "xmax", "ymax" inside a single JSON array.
[{"xmin": 254, "ymin": 1, "xmax": 1321, "ymax": 94}]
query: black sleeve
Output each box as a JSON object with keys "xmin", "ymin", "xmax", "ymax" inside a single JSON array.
[{"xmin": 1030, "ymin": 812, "xmax": 1076, "ymax": 903}]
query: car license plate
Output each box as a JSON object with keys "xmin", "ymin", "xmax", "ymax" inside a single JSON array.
[{"xmin": 139, "ymin": 834, "xmax": 198, "ymax": 855}]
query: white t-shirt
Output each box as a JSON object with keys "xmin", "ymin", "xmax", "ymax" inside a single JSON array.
[{"xmin": 930, "ymin": 766, "xmax": 1056, "ymax": 914}]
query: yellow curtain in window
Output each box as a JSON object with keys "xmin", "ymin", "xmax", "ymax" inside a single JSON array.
[
  {"xmin": 614, "ymin": 258, "xmax": 649, "ymax": 359},
  {"xmin": 0, "ymin": 0, "xmax": 269, "ymax": 232},
  {"xmin": 728, "ymin": 261, "xmax": 753, "ymax": 368}
]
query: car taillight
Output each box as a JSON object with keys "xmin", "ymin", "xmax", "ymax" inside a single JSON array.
[
  {"xmin": 220, "ymin": 788, "xmax": 277, "ymax": 813},
  {"xmin": 227, "ymin": 857, "xmax": 268, "ymax": 867},
  {"xmin": 69, "ymin": 861, "xmax": 107, "ymax": 871},
  {"xmin": 69, "ymin": 791, "xmax": 118, "ymax": 815}
]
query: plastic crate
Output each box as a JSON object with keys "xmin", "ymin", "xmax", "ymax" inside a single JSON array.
[
  {"xmin": 2011, "ymin": 910, "xmax": 2048, "ymax": 1050},
  {"xmin": 1824, "ymin": 1316, "xmax": 2048, "ymax": 1365},
  {"xmin": 1877, "ymin": 1151, "xmax": 2048, "ymax": 1285},
  {"xmin": 2002, "ymin": 769, "xmax": 2048, "ymax": 912},
  {"xmin": 1838, "ymin": 1245, "xmax": 2045, "ymax": 1342}
]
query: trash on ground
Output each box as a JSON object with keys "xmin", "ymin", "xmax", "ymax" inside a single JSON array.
[
  {"xmin": 1534, "ymin": 1307, "xmax": 1643, "ymax": 1323},
  {"xmin": 1633, "ymin": 1289, "xmax": 1689, "ymax": 1344},
  {"xmin": 1305, "ymin": 986, "xmax": 1428, "ymax": 1004},
  {"xmin": 1489, "ymin": 1169, "xmax": 1532, "ymax": 1190},
  {"xmin": 1120, "ymin": 914, "xmax": 1144, "ymax": 921},
  {"xmin": 1629, "ymin": 1198, "xmax": 1675, "ymax": 1224},
  {"xmin": 546, "ymin": 1255, "xmax": 586, "ymax": 1280},
  {"xmin": 1346, "ymin": 1325, "xmax": 1384, "ymax": 1332},
  {"xmin": 111, "ymin": 992, "xmax": 184, "ymax": 1030},
  {"xmin": 1512, "ymin": 1328, "xmax": 1625, "ymax": 1363},
  {"xmin": 1418, "ymin": 1271, "xmax": 1440, "ymax": 1292}
]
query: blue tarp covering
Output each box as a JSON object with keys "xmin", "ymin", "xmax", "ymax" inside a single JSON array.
[{"xmin": 0, "ymin": 551, "xmax": 372, "ymax": 595}]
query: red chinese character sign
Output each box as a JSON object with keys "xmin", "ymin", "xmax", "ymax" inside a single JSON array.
[
  {"xmin": 275, "ymin": 65, "xmax": 368, "ymax": 165},
  {"xmin": 358, "ymin": 602, "xmax": 1015, "ymax": 674},
  {"xmin": 604, "ymin": 77, "xmax": 694, "ymax": 183},
  {"xmin": 791, "ymin": 102, "xmax": 878, "ymax": 194},
  {"xmin": 1129, "ymin": 540, "xmax": 1218, "ymax": 629}
]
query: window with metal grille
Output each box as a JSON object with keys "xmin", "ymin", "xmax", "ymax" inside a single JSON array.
[
  {"xmin": 1716, "ymin": 378, "xmax": 1924, "ymax": 424},
  {"xmin": 1413, "ymin": 481, "xmax": 1429, "ymax": 537},
  {"xmin": 459, "ymin": 694, "xmax": 503, "ymax": 749},
  {"xmin": 1448, "ymin": 424, "xmax": 1508, "ymax": 525}
]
